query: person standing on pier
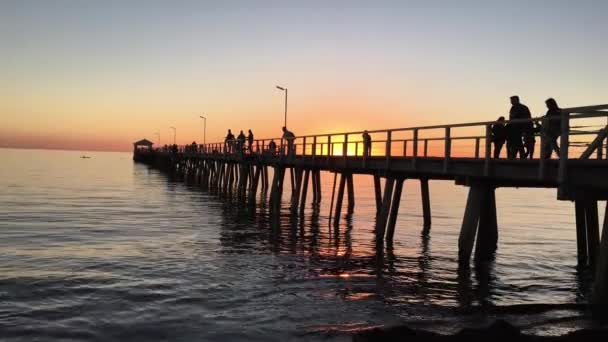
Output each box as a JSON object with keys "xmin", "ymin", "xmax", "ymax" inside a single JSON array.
[
  {"xmin": 491, "ymin": 117, "xmax": 507, "ymax": 158},
  {"xmin": 508, "ymin": 95, "xmax": 530, "ymax": 159},
  {"xmin": 237, "ymin": 130, "xmax": 246, "ymax": 154},
  {"xmin": 542, "ymin": 98, "xmax": 562, "ymax": 159},
  {"xmin": 225, "ymin": 129, "xmax": 235, "ymax": 153},
  {"xmin": 247, "ymin": 129, "xmax": 254, "ymax": 154},
  {"xmin": 362, "ymin": 130, "xmax": 372, "ymax": 158},
  {"xmin": 282, "ymin": 126, "xmax": 295, "ymax": 157},
  {"xmin": 268, "ymin": 139, "xmax": 277, "ymax": 156}
]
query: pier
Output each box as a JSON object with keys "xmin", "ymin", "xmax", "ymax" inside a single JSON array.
[{"xmin": 134, "ymin": 104, "xmax": 608, "ymax": 305}]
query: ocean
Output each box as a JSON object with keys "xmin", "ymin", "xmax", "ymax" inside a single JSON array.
[{"xmin": 0, "ymin": 148, "xmax": 605, "ymax": 341}]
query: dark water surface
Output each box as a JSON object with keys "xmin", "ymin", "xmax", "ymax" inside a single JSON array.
[{"xmin": 1, "ymin": 148, "xmax": 606, "ymax": 341}]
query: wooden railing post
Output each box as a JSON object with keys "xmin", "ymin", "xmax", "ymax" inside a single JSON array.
[
  {"xmin": 558, "ymin": 111, "xmax": 570, "ymax": 199},
  {"xmin": 424, "ymin": 139, "xmax": 428, "ymax": 157},
  {"xmin": 404, "ymin": 140, "xmax": 408, "ymax": 157},
  {"xmin": 443, "ymin": 127, "xmax": 451, "ymax": 173},
  {"xmin": 302, "ymin": 137, "xmax": 307, "ymax": 156},
  {"xmin": 539, "ymin": 121, "xmax": 546, "ymax": 179},
  {"xmin": 343, "ymin": 134, "xmax": 348, "ymax": 167},
  {"xmin": 312, "ymin": 136, "xmax": 317, "ymax": 159},
  {"xmin": 328, "ymin": 135, "xmax": 332, "ymax": 156},
  {"xmin": 484, "ymin": 124, "xmax": 492, "ymax": 176},
  {"xmin": 386, "ymin": 130, "xmax": 392, "ymax": 169},
  {"xmin": 475, "ymin": 138, "xmax": 480, "ymax": 159},
  {"xmin": 412, "ymin": 129, "xmax": 418, "ymax": 169}
]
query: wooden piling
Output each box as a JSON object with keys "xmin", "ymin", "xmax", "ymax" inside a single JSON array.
[
  {"xmin": 333, "ymin": 173, "xmax": 347, "ymax": 227},
  {"xmin": 474, "ymin": 186, "xmax": 498, "ymax": 262},
  {"xmin": 376, "ymin": 177, "xmax": 395, "ymax": 247},
  {"xmin": 458, "ymin": 184, "xmax": 484, "ymax": 263},
  {"xmin": 290, "ymin": 168, "xmax": 304, "ymax": 216},
  {"xmin": 386, "ymin": 178, "xmax": 404, "ymax": 244},
  {"xmin": 249, "ymin": 165, "xmax": 262, "ymax": 205},
  {"xmin": 315, "ymin": 170, "xmax": 322, "ymax": 204},
  {"xmin": 373, "ymin": 175, "xmax": 382, "ymax": 217},
  {"xmin": 586, "ymin": 200, "xmax": 600, "ymax": 266},
  {"xmin": 592, "ymin": 202, "xmax": 608, "ymax": 305},
  {"xmin": 575, "ymin": 200, "xmax": 589, "ymax": 265},
  {"xmin": 346, "ymin": 173, "xmax": 355, "ymax": 214},
  {"xmin": 420, "ymin": 178, "xmax": 431, "ymax": 232},
  {"xmin": 299, "ymin": 169, "xmax": 310, "ymax": 217}
]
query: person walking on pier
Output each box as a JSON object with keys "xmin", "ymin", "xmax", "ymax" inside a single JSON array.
[
  {"xmin": 247, "ymin": 129, "xmax": 254, "ymax": 154},
  {"xmin": 508, "ymin": 96, "xmax": 531, "ymax": 159},
  {"xmin": 542, "ymin": 98, "xmax": 562, "ymax": 159},
  {"xmin": 237, "ymin": 130, "xmax": 246, "ymax": 154},
  {"xmin": 362, "ymin": 130, "xmax": 372, "ymax": 158},
  {"xmin": 491, "ymin": 117, "xmax": 507, "ymax": 158},
  {"xmin": 506, "ymin": 122, "xmax": 525, "ymax": 159},
  {"xmin": 282, "ymin": 126, "xmax": 295, "ymax": 157},
  {"xmin": 225, "ymin": 129, "xmax": 235, "ymax": 153}
]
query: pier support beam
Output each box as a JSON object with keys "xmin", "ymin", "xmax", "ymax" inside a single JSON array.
[
  {"xmin": 290, "ymin": 168, "xmax": 304, "ymax": 216},
  {"xmin": 592, "ymin": 202, "xmax": 608, "ymax": 307},
  {"xmin": 386, "ymin": 178, "xmax": 405, "ymax": 244},
  {"xmin": 373, "ymin": 175, "xmax": 382, "ymax": 217},
  {"xmin": 458, "ymin": 183, "xmax": 498, "ymax": 264},
  {"xmin": 346, "ymin": 174, "xmax": 355, "ymax": 214},
  {"xmin": 333, "ymin": 173, "xmax": 347, "ymax": 227},
  {"xmin": 420, "ymin": 178, "xmax": 431, "ymax": 233},
  {"xmin": 376, "ymin": 177, "xmax": 396, "ymax": 247},
  {"xmin": 575, "ymin": 199, "xmax": 601, "ymax": 266},
  {"xmin": 299, "ymin": 170, "xmax": 310, "ymax": 217}
]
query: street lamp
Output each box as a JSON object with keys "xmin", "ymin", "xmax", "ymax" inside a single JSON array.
[
  {"xmin": 199, "ymin": 115, "xmax": 206, "ymax": 144},
  {"xmin": 276, "ymin": 85, "xmax": 288, "ymax": 128},
  {"xmin": 170, "ymin": 126, "xmax": 176, "ymax": 145}
]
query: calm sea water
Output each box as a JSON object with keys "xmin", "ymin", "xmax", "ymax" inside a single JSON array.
[{"xmin": 0, "ymin": 148, "xmax": 606, "ymax": 341}]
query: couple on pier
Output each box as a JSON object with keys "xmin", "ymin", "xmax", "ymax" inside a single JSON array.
[{"xmin": 491, "ymin": 96, "xmax": 562, "ymax": 160}]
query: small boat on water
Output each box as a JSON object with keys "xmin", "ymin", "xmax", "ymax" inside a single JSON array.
[{"xmin": 80, "ymin": 156, "xmax": 91, "ymax": 159}]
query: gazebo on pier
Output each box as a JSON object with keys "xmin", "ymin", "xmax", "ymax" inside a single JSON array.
[{"xmin": 133, "ymin": 139, "xmax": 154, "ymax": 153}]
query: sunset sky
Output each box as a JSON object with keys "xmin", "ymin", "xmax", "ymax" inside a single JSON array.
[{"xmin": 1, "ymin": 0, "xmax": 607, "ymax": 151}]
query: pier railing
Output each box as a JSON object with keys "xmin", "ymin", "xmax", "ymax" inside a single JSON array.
[
  {"xmin": 153, "ymin": 104, "xmax": 608, "ymax": 184},
  {"xmin": 183, "ymin": 104, "xmax": 606, "ymax": 159}
]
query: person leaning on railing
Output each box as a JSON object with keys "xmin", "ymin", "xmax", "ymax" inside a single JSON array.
[{"xmin": 362, "ymin": 130, "xmax": 372, "ymax": 158}]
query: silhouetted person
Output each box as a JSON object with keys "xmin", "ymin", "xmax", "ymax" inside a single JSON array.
[
  {"xmin": 362, "ymin": 130, "xmax": 372, "ymax": 157},
  {"xmin": 491, "ymin": 117, "xmax": 506, "ymax": 158},
  {"xmin": 282, "ymin": 126, "xmax": 295, "ymax": 157},
  {"xmin": 225, "ymin": 129, "xmax": 235, "ymax": 153},
  {"xmin": 191, "ymin": 141, "xmax": 197, "ymax": 154},
  {"xmin": 506, "ymin": 123, "xmax": 524, "ymax": 159},
  {"xmin": 247, "ymin": 129, "xmax": 254, "ymax": 153},
  {"xmin": 237, "ymin": 130, "xmax": 246, "ymax": 154},
  {"xmin": 542, "ymin": 98, "xmax": 562, "ymax": 159},
  {"xmin": 523, "ymin": 124, "xmax": 536, "ymax": 159},
  {"xmin": 268, "ymin": 139, "xmax": 277, "ymax": 156},
  {"xmin": 509, "ymin": 96, "xmax": 532, "ymax": 159}
]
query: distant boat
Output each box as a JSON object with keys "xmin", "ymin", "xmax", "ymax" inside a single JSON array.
[{"xmin": 80, "ymin": 156, "xmax": 91, "ymax": 159}]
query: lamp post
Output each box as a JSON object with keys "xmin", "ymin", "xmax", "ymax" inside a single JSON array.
[
  {"xmin": 199, "ymin": 115, "xmax": 206, "ymax": 144},
  {"xmin": 276, "ymin": 85, "xmax": 288, "ymax": 128},
  {"xmin": 170, "ymin": 126, "xmax": 176, "ymax": 145}
]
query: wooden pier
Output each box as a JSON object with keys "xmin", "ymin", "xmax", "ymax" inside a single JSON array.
[{"xmin": 134, "ymin": 104, "xmax": 608, "ymax": 306}]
